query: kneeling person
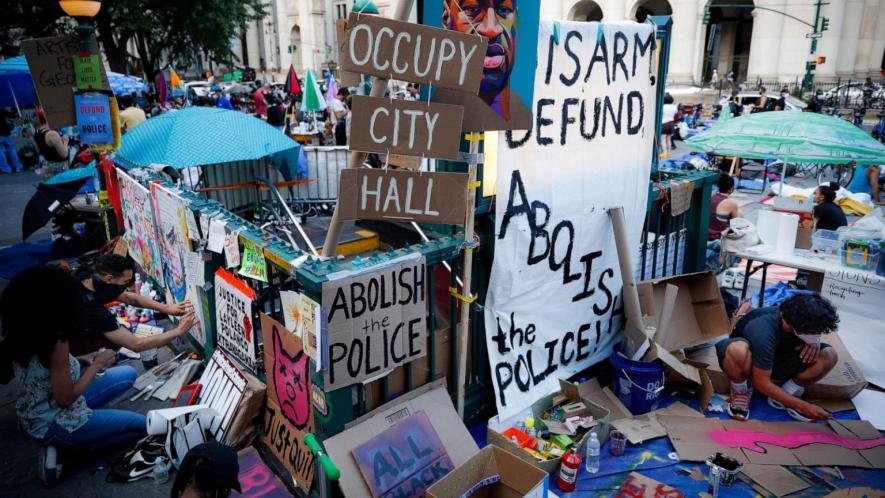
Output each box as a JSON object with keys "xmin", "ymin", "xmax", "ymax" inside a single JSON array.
[{"xmin": 717, "ymin": 294, "xmax": 839, "ymax": 422}]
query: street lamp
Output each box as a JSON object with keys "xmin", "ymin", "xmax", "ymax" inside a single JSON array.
[{"xmin": 59, "ymin": 0, "xmax": 102, "ymax": 53}]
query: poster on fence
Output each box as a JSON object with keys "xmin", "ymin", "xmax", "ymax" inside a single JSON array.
[
  {"xmin": 117, "ymin": 169, "xmax": 162, "ymax": 283},
  {"xmin": 215, "ymin": 268, "xmax": 258, "ymax": 371},
  {"xmin": 322, "ymin": 255, "xmax": 427, "ymax": 390},
  {"xmin": 483, "ymin": 21, "xmax": 656, "ymax": 419},
  {"xmin": 821, "ymin": 269, "xmax": 885, "ymax": 388},
  {"xmin": 260, "ymin": 313, "xmax": 315, "ymax": 489},
  {"xmin": 151, "ymin": 183, "xmax": 204, "ymax": 343}
]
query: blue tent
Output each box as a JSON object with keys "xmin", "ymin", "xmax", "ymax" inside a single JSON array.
[
  {"xmin": 0, "ymin": 56, "xmax": 36, "ymax": 109},
  {"xmin": 117, "ymin": 107, "xmax": 301, "ymax": 170}
]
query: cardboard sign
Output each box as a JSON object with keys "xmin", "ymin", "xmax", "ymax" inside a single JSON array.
[
  {"xmin": 615, "ymin": 472, "xmax": 684, "ymax": 498},
  {"xmin": 337, "ymin": 169, "xmax": 468, "ymax": 225},
  {"xmin": 325, "ymin": 381, "xmax": 480, "ymax": 498},
  {"xmin": 215, "ymin": 268, "xmax": 258, "ymax": 371},
  {"xmin": 422, "ymin": 0, "xmax": 541, "ymax": 131},
  {"xmin": 340, "ymin": 13, "xmax": 486, "ymax": 93},
  {"xmin": 231, "ymin": 447, "xmax": 291, "ymax": 498},
  {"xmin": 352, "ymin": 411, "xmax": 453, "ymax": 498},
  {"xmin": 426, "ymin": 446, "xmax": 548, "ymax": 498},
  {"xmin": 21, "ymin": 35, "xmax": 109, "ymax": 128},
  {"xmin": 75, "ymin": 93, "xmax": 113, "ymax": 144},
  {"xmin": 259, "ymin": 313, "xmax": 315, "ymax": 489},
  {"xmin": 117, "ymin": 169, "xmax": 163, "ymax": 284},
  {"xmin": 349, "ymin": 96, "xmax": 463, "ymax": 160},
  {"xmin": 322, "ymin": 256, "xmax": 427, "ymax": 390},
  {"xmin": 72, "ymin": 53, "xmax": 105, "ymax": 90},
  {"xmin": 195, "ymin": 350, "xmax": 248, "ymax": 442},
  {"xmin": 483, "ymin": 21, "xmax": 656, "ymax": 419}
]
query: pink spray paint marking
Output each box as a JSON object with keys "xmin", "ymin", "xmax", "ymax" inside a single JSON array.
[{"xmin": 710, "ymin": 428, "xmax": 885, "ymax": 454}]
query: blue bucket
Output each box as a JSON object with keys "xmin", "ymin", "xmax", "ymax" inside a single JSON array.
[{"xmin": 610, "ymin": 349, "xmax": 666, "ymax": 415}]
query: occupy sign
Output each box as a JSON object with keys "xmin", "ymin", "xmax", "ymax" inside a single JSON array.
[
  {"xmin": 322, "ymin": 256, "xmax": 427, "ymax": 390},
  {"xmin": 484, "ymin": 21, "xmax": 656, "ymax": 419}
]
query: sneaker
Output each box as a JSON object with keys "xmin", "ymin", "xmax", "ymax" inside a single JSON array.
[
  {"xmin": 38, "ymin": 445, "xmax": 62, "ymax": 487},
  {"xmin": 727, "ymin": 387, "xmax": 753, "ymax": 421},
  {"xmin": 767, "ymin": 398, "xmax": 813, "ymax": 422}
]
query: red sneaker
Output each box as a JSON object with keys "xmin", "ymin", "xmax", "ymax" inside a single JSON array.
[{"xmin": 727, "ymin": 387, "xmax": 753, "ymax": 421}]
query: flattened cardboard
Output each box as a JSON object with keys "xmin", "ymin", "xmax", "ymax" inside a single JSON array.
[
  {"xmin": 340, "ymin": 13, "xmax": 486, "ymax": 92},
  {"xmin": 325, "ymin": 380, "xmax": 478, "ymax": 498},
  {"xmin": 337, "ymin": 168, "xmax": 468, "ymax": 225},
  {"xmin": 231, "ymin": 447, "xmax": 290, "ymax": 498},
  {"xmin": 659, "ymin": 415, "xmax": 885, "ymax": 468},
  {"xmin": 426, "ymin": 446, "xmax": 548, "ymax": 498},
  {"xmin": 21, "ymin": 35, "xmax": 110, "ymax": 129},
  {"xmin": 352, "ymin": 410, "xmax": 453, "ymax": 497},
  {"xmin": 336, "ymin": 19, "xmax": 361, "ymax": 88},
  {"xmin": 804, "ymin": 333, "xmax": 867, "ymax": 400},
  {"xmin": 616, "ymin": 472, "xmax": 684, "ymax": 498},
  {"xmin": 740, "ymin": 464, "xmax": 809, "ymax": 498},
  {"xmin": 349, "ymin": 96, "xmax": 464, "ymax": 160},
  {"xmin": 823, "ymin": 487, "xmax": 885, "ymax": 498},
  {"xmin": 610, "ymin": 402, "xmax": 704, "ymax": 445}
]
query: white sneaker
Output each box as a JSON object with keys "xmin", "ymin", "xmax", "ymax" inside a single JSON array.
[{"xmin": 38, "ymin": 445, "xmax": 62, "ymax": 487}]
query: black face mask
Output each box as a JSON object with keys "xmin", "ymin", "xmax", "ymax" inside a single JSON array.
[{"xmin": 92, "ymin": 276, "xmax": 130, "ymax": 304}]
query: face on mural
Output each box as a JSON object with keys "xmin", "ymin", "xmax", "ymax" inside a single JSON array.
[
  {"xmin": 443, "ymin": 0, "xmax": 517, "ymax": 99},
  {"xmin": 272, "ymin": 326, "xmax": 311, "ymax": 429}
]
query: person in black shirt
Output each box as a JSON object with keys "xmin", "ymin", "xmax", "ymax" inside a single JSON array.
[
  {"xmin": 813, "ymin": 183, "xmax": 848, "ymax": 231},
  {"xmin": 70, "ymin": 254, "xmax": 197, "ymax": 357},
  {"xmin": 265, "ymin": 97, "xmax": 286, "ymax": 131},
  {"xmin": 716, "ymin": 294, "xmax": 839, "ymax": 422}
]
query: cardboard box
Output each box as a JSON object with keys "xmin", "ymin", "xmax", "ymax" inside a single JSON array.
[
  {"xmin": 324, "ymin": 380, "xmax": 479, "ymax": 498},
  {"xmin": 427, "ymin": 446, "xmax": 548, "ymax": 498},
  {"xmin": 487, "ymin": 379, "xmax": 611, "ymax": 475}
]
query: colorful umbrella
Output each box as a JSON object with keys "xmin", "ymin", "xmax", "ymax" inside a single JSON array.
[
  {"xmin": 301, "ymin": 69, "xmax": 326, "ymax": 112},
  {"xmin": 325, "ymin": 73, "xmax": 339, "ymax": 101},
  {"xmin": 284, "ymin": 64, "xmax": 301, "ymax": 95},
  {"xmin": 169, "ymin": 68, "xmax": 182, "ymax": 88}
]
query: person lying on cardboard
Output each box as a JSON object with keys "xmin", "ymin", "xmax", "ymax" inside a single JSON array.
[{"xmin": 717, "ymin": 294, "xmax": 839, "ymax": 422}]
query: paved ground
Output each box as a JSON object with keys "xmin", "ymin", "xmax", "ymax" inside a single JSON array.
[{"xmin": 0, "ymin": 169, "xmax": 50, "ymax": 248}]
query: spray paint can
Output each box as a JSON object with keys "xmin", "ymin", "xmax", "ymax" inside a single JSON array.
[{"xmin": 556, "ymin": 448, "xmax": 582, "ymax": 492}]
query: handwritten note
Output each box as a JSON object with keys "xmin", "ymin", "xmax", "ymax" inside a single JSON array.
[
  {"xmin": 185, "ymin": 251, "xmax": 205, "ymax": 287},
  {"xmin": 224, "ymin": 231, "xmax": 241, "ymax": 268},
  {"xmin": 207, "ymin": 218, "xmax": 227, "ymax": 254}
]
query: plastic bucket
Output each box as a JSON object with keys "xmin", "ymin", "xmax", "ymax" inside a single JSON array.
[{"xmin": 610, "ymin": 349, "xmax": 666, "ymax": 415}]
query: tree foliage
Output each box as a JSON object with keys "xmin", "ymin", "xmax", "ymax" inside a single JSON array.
[{"xmin": 2, "ymin": 0, "xmax": 267, "ymax": 82}]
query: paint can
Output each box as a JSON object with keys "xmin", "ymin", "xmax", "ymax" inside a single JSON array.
[
  {"xmin": 705, "ymin": 452, "xmax": 743, "ymax": 497},
  {"xmin": 610, "ymin": 349, "xmax": 665, "ymax": 415}
]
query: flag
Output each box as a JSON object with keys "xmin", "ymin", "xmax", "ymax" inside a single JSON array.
[
  {"xmin": 156, "ymin": 69, "xmax": 168, "ymax": 109},
  {"xmin": 284, "ymin": 64, "xmax": 301, "ymax": 95},
  {"xmin": 325, "ymin": 76, "xmax": 338, "ymax": 102},
  {"xmin": 301, "ymin": 69, "xmax": 326, "ymax": 112},
  {"xmin": 169, "ymin": 69, "xmax": 182, "ymax": 88}
]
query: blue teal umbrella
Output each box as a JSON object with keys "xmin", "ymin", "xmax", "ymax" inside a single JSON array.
[
  {"xmin": 117, "ymin": 107, "xmax": 300, "ymax": 169},
  {"xmin": 0, "ymin": 56, "xmax": 35, "ymax": 109},
  {"xmin": 0, "ymin": 56, "xmax": 29, "ymax": 72},
  {"xmin": 108, "ymin": 72, "xmax": 148, "ymax": 95}
]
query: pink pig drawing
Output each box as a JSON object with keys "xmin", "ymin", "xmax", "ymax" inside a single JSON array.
[{"xmin": 272, "ymin": 326, "xmax": 311, "ymax": 430}]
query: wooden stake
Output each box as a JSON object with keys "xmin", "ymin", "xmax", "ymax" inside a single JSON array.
[
  {"xmin": 321, "ymin": 0, "xmax": 415, "ymax": 257},
  {"xmin": 456, "ymin": 133, "xmax": 481, "ymax": 418}
]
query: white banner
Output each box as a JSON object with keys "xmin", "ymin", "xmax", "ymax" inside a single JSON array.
[
  {"xmin": 821, "ymin": 269, "xmax": 885, "ymax": 388},
  {"xmin": 484, "ymin": 21, "xmax": 656, "ymax": 419}
]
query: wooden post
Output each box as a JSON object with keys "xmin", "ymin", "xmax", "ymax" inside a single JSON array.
[
  {"xmin": 321, "ymin": 0, "xmax": 415, "ymax": 257},
  {"xmin": 456, "ymin": 133, "xmax": 481, "ymax": 418}
]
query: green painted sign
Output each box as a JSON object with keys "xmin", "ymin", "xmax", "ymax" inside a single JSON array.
[{"xmin": 73, "ymin": 54, "xmax": 105, "ymax": 91}]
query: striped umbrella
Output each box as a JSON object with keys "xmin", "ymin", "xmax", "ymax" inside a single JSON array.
[
  {"xmin": 301, "ymin": 69, "xmax": 326, "ymax": 112},
  {"xmin": 284, "ymin": 64, "xmax": 301, "ymax": 95}
]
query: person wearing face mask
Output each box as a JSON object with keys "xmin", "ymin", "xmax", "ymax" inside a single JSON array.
[
  {"xmin": 69, "ymin": 254, "xmax": 196, "ymax": 358},
  {"xmin": 808, "ymin": 89, "xmax": 825, "ymax": 113},
  {"xmin": 717, "ymin": 294, "xmax": 839, "ymax": 423}
]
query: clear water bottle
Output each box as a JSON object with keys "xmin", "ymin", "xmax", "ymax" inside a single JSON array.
[
  {"xmin": 585, "ymin": 432, "xmax": 600, "ymax": 474},
  {"xmin": 153, "ymin": 458, "xmax": 170, "ymax": 484}
]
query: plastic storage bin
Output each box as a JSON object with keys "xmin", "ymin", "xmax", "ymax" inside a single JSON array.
[
  {"xmin": 812, "ymin": 229, "xmax": 841, "ymax": 256},
  {"xmin": 840, "ymin": 248, "xmax": 880, "ymax": 271}
]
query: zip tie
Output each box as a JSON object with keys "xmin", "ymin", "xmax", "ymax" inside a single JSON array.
[
  {"xmin": 465, "ymin": 133, "xmax": 483, "ymax": 142},
  {"xmin": 467, "ymin": 181, "xmax": 481, "ymax": 190},
  {"xmin": 449, "ymin": 286, "xmax": 478, "ymax": 304}
]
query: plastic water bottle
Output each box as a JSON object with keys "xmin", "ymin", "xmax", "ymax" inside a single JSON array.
[
  {"xmin": 153, "ymin": 458, "xmax": 170, "ymax": 484},
  {"xmin": 585, "ymin": 432, "xmax": 600, "ymax": 474}
]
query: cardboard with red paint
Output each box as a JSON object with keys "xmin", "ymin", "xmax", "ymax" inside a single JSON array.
[
  {"xmin": 614, "ymin": 472, "xmax": 684, "ymax": 498},
  {"xmin": 231, "ymin": 447, "xmax": 291, "ymax": 498}
]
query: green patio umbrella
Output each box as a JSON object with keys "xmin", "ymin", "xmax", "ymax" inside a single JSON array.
[
  {"xmin": 687, "ymin": 111, "xmax": 885, "ymax": 165},
  {"xmin": 686, "ymin": 111, "xmax": 885, "ymax": 194},
  {"xmin": 301, "ymin": 69, "xmax": 327, "ymax": 113}
]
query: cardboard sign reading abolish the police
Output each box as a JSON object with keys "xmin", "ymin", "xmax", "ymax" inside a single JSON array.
[
  {"xmin": 341, "ymin": 13, "xmax": 486, "ymax": 92},
  {"xmin": 338, "ymin": 169, "xmax": 468, "ymax": 225},
  {"xmin": 323, "ymin": 257, "xmax": 427, "ymax": 390},
  {"xmin": 350, "ymin": 96, "xmax": 463, "ymax": 160}
]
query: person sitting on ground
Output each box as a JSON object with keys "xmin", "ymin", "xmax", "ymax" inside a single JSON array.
[
  {"xmin": 718, "ymin": 293, "xmax": 839, "ymax": 422},
  {"xmin": 119, "ymin": 95, "xmax": 147, "ymax": 134},
  {"xmin": 170, "ymin": 443, "xmax": 241, "ymax": 498},
  {"xmin": 69, "ymin": 254, "xmax": 197, "ymax": 357},
  {"xmin": 0, "ymin": 267, "xmax": 147, "ymax": 486},
  {"xmin": 33, "ymin": 109, "xmax": 70, "ymax": 180},
  {"xmin": 846, "ymin": 161, "xmax": 882, "ymax": 205},
  {"xmin": 708, "ymin": 174, "xmax": 741, "ymax": 241},
  {"xmin": 813, "ymin": 183, "xmax": 848, "ymax": 231}
]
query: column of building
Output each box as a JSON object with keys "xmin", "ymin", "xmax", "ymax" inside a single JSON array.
[
  {"xmin": 774, "ymin": 1, "xmax": 816, "ymax": 81},
  {"xmin": 746, "ymin": 0, "xmax": 786, "ymax": 81},
  {"xmin": 668, "ymin": 0, "xmax": 700, "ymax": 83}
]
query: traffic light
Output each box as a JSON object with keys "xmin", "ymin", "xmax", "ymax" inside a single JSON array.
[
  {"xmin": 820, "ymin": 17, "xmax": 830, "ymax": 32},
  {"xmin": 815, "ymin": 55, "xmax": 827, "ymax": 65},
  {"xmin": 702, "ymin": 7, "xmax": 711, "ymax": 25}
]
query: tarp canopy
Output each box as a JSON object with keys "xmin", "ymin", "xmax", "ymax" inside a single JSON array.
[
  {"xmin": 108, "ymin": 72, "xmax": 148, "ymax": 95},
  {"xmin": 686, "ymin": 111, "xmax": 885, "ymax": 165},
  {"xmin": 117, "ymin": 107, "xmax": 300, "ymax": 169},
  {"xmin": 0, "ymin": 56, "xmax": 36, "ymax": 108}
]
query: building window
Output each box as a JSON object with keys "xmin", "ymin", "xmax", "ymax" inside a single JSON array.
[{"xmin": 335, "ymin": 1, "xmax": 348, "ymax": 20}]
